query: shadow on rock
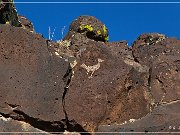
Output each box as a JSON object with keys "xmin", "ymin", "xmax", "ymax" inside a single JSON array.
[{"xmin": 0, "ymin": 109, "xmax": 90, "ymax": 134}]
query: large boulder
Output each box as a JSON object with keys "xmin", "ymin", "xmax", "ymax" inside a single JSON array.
[
  {"xmin": 97, "ymin": 100, "xmax": 180, "ymax": 134},
  {"xmin": 0, "ymin": 24, "xmax": 88, "ymax": 133},
  {"xmin": 132, "ymin": 33, "xmax": 180, "ymax": 105},
  {"xmin": 56, "ymin": 17, "xmax": 180, "ymax": 133},
  {"xmin": 95, "ymin": 33, "xmax": 180, "ymax": 134},
  {"xmin": 63, "ymin": 37, "xmax": 152, "ymax": 132},
  {"xmin": 64, "ymin": 16, "xmax": 109, "ymax": 42}
]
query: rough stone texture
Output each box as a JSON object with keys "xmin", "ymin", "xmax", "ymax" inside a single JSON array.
[
  {"xmin": 64, "ymin": 39, "xmax": 151, "ymax": 132},
  {"xmin": 0, "ymin": 1, "xmax": 34, "ymax": 32},
  {"xmin": 0, "ymin": 0, "xmax": 21, "ymax": 27},
  {"xmin": 18, "ymin": 15, "xmax": 34, "ymax": 32},
  {"xmin": 0, "ymin": 14, "xmax": 180, "ymax": 135},
  {"xmin": 94, "ymin": 33, "xmax": 180, "ymax": 134},
  {"xmin": 0, "ymin": 115, "xmax": 81, "ymax": 135},
  {"xmin": 0, "ymin": 115, "xmax": 50, "ymax": 135},
  {"xmin": 0, "ymin": 25, "xmax": 68, "ymax": 121},
  {"xmin": 132, "ymin": 34, "xmax": 180, "ymax": 105},
  {"xmin": 64, "ymin": 16, "xmax": 109, "ymax": 42},
  {"xmin": 0, "ymin": 25, "xmax": 88, "ymax": 133},
  {"xmin": 97, "ymin": 101, "xmax": 180, "ymax": 134},
  {"xmin": 150, "ymin": 54, "xmax": 180, "ymax": 104},
  {"xmin": 132, "ymin": 33, "xmax": 167, "ymax": 66}
]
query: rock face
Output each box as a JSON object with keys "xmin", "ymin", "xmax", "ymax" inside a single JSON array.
[
  {"xmin": 0, "ymin": 25, "xmax": 67, "ymax": 122},
  {"xmin": 0, "ymin": 5, "xmax": 180, "ymax": 134},
  {"xmin": 0, "ymin": 25, "xmax": 88, "ymax": 134},
  {"xmin": 0, "ymin": 116, "xmax": 50, "ymax": 134},
  {"xmin": 95, "ymin": 33, "xmax": 180, "ymax": 133},
  {"xmin": 132, "ymin": 33, "xmax": 180, "ymax": 105},
  {"xmin": 97, "ymin": 100, "xmax": 180, "ymax": 134},
  {"xmin": 18, "ymin": 15, "xmax": 34, "ymax": 32},
  {"xmin": 64, "ymin": 40, "xmax": 151, "ymax": 132},
  {"xmin": 0, "ymin": 0, "xmax": 34, "ymax": 32},
  {"xmin": 0, "ymin": 0, "xmax": 21, "ymax": 26},
  {"xmin": 64, "ymin": 16, "xmax": 109, "ymax": 42}
]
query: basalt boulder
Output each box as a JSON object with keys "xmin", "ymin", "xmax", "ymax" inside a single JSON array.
[
  {"xmin": 0, "ymin": 24, "xmax": 88, "ymax": 133},
  {"xmin": 64, "ymin": 16, "xmax": 109, "ymax": 42}
]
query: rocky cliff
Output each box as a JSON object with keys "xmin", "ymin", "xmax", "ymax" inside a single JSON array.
[{"xmin": 0, "ymin": 1, "xmax": 179, "ymax": 135}]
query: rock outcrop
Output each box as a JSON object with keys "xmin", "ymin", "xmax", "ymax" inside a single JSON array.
[
  {"xmin": 97, "ymin": 100, "xmax": 180, "ymax": 134},
  {"xmin": 0, "ymin": 25, "xmax": 88, "ymax": 134},
  {"xmin": 64, "ymin": 16, "xmax": 109, "ymax": 42},
  {"xmin": 18, "ymin": 15, "xmax": 34, "ymax": 32},
  {"xmin": 0, "ymin": 0, "xmax": 34, "ymax": 32},
  {"xmin": 0, "ymin": 0, "xmax": 21, "ymax": 26},
  {"xmin": 0, "ymin": 2, "xmax": 180, "ymax": 134}
]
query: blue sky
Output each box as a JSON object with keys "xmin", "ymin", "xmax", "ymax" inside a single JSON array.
[{"xmin": 15, "ymin": 0, "xmax": 180, "ymax": 45}]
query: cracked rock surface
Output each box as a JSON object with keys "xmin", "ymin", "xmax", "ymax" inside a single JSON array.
[
  {"xmin": 132, "ymin": 34, "xmax": 180, "ymax": 104},
  {"xmin": 97, "ymin": 100, "xmax": 180, "ymax": 134},
  {"xmin": 0, "ymin": 12, "xmax": 180, "ymax": 135},
  {"xmin": 0, "ymin": 25, "xmax": 88, "ymax": 134},
  {"xmin": 64, "ymin": 39, "xmax": 151, "ymax": 132},
  {"xmin": 0, "ymin": 115, "xmax": 50, "ymax": 134}
]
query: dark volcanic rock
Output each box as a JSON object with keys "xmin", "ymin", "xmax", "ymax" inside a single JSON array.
[
  {"xmin": 59, "ymin": 17, "xmax": 180, "ymax": 133},
  {"xmin": 63, "ymin": 30, "xmax": 180, "ymax": 132},
  {"xmin": 0, "ymin": 25, "xmax": 70, "ymax": 132},
  {"xmin": 132, "ymin": 34, "xmax": 180, "ymax": 105},
  {"xmin": 0, "ymin": 1, "xmax": 34, "ymax": 32},
  {"xmin": 0, "ymin": 115, "xmax": 50, "ymax": 134},
  {"xmin": 97, "ymin": 101, "xmax": 180, "ymax": 134},
  {"xmin": 0, "ymin": 0, "xmax": 21, "ymax": 27},
  {"xmin": 18, "ymin": 15, "xmax": 34, "ymax": 32},
  {"xmin": 1, "ymin": 13, "xmax": 180, "ymax": 134},
  {"xmin": 98, "ymin": 33, "xmax": 180, "ymax": 134},
  {"xmin": 64, "ymin": 39, "xmax": 151, "ymax": 132},
  {"xmin": 132, "ymin": 33, "xmax": 167, "ymax": 65},
  {"xmin": 64, "ymin": 16, "xmax": 109, "ymax": 42},
  {"xmin": 150, "ymin": 54, "xmax": 180, "ymax": 104}
]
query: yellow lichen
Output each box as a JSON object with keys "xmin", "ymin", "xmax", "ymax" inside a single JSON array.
[
  {"xmin": 102, "ymin": 25, "xmax": 108, "ymax": 41},
  {"xmin": 5, "ymin": 21, "xmax": 10, "ymax": 24},
  {"xmin": 80, "ymin": 24, "xmax": 93, "ymax": 32},
  {"xmin": 105, "ymin": 36, "xmax": 109, "ymax": 42},
  {"xmin": 97, "ymin": 30, "xmax": 101, "ymax": 35},
  {"xmin": 103, "ymin": 25, "xmax": 107, "ymax": 35}
]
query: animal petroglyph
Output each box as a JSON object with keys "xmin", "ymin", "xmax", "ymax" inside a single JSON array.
[{"xmin": 80, "ymin": 58, "xmax": 104, "ymax": 78}]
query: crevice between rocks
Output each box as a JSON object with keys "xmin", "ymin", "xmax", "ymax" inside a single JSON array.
[
  {"xmin": 147, "ymin": 67, "xmax": 152, "ymax": 89},
  {"xmin": 131, "ymin": 48, "xmax": 139, "ymax": 63},
  {"xmin": 62, "ymin": 64, "xmax": 72, "ymax": 130},
  {"xmin": 46, "ymin": 40, "xmax": 90, "ymax": 134},
  {"xmin": 0, "ymin": 110, "xmax": 65, "ymax": 133},
  {"xmin": 130, "ymin": 49, "xmax": 156, "ymax": 112},
  {"xmin": 156, "ymin": 77, "xmax": 165, "ymax": 93},
  {"xmin": 147, "ymin": 67, "xmax": 156, "ymax": 111},
  {"xmin": 62, "ymin": 61, "xmax": 93, "ymax": 134},
  {"xmin": 156, "ymin": 77, "xmax": 167, "ymax": 104},
  {"xmin": 62, "ymin": 64, "xmax": 91, "ymax": 134}
]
